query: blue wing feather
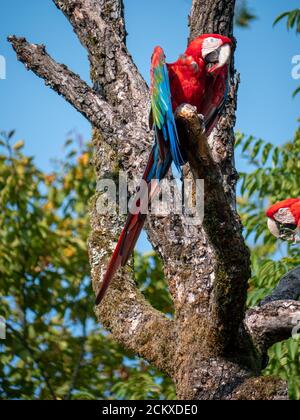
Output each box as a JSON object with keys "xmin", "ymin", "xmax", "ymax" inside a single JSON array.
[{"xmin": 150, "ymin": 48, "xmax": 185, "ymax": 178}]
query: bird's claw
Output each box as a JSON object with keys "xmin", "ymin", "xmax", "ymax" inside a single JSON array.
[
  {"xmin": 197, "ymin": 113, "xmax": 205, "ymax": 122},
  {"xmin": 197, "ymin": 113, "xmax": 205, "ymax": 132}
]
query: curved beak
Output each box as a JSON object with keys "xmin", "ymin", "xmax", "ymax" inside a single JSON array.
[
  {"xmin": 267, "ymin": 217, "xmax": 299, "ymax": 242},
  {"xmin": 218, "ymin": 44, "xmax": 231, "ymax": 68},
  {"xmin": 204, "ymin": 43, "xmax": 231, "ymax": 73},
  {"xmin": 267, "ymin": 218, "xmax": 280, "ymax": 238}
]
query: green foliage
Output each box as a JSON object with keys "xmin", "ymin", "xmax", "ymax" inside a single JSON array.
[
  {"xmin": 274, "ymin": 8, "xmax": 300, "ymax": 97},
  {"xmin": 111, "ymin": 364, "xmax": 176, "ymax": 400},
  {"xmin": 274, "ymin": 9, "xmax": 300, "ymax": 32},
  {"xmin": 265, "ymin": 338, "xmax": 300, "ymax": 400},
  {"xmin": 236, "ymin": 128, "xmax": 300, "ymax": 400},
  {"xmin": 0, "ymin": 131, "xmax": 175, "ymax": 400},
  {"xmin": 293, "ymin": 86, "xmax": 300, "ymax": 98},
  {"xmin": 235, "ymin": 0, "xmax": 257, "ymax": 28}
]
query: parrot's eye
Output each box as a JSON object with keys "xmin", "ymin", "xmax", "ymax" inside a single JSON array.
[
  {"xmin": 208, "ymin": 37, "xmax": 217, "ymax": 44},
  {"xmin": 203, "ymin": 37, "xmax": 219, "ymax": 50}
]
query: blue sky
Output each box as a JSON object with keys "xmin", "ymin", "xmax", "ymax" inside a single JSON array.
[{"xmin": 1, "ymin": 0, "xmax": 299, "ymax": 252}]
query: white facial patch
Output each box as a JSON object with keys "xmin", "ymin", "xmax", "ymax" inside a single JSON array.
[
  {"xmin": 218, "ymin": 44, "xmax": 231, "ymax": 67},
  {"xmin": 267, "ymin": 218, "xmax": 280, "ymax": 238},
  {"xmin": 273, "ymin": 208, "xmax": 296, "ymax": 225},
  {"xmin": 202, "ymin": 37, "xmax": 222, "ymax": 58}
]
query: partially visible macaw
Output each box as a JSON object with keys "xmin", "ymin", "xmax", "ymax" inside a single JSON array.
[
  {"xmin": 95, "ymin": 34, "xmax": 232, "ymax": 305},
  {"xmin": 266, "ymin": 198, "xmax": 300, "ymax": 242}
]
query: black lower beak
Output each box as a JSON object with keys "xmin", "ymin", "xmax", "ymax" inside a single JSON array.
[
  {"xmin": 279, "ymin": 224, "xmax": 298, "ymax": 241},
  {"xmin": 204, "ymin": 49, "xmax": 220, "ymax": 64}
]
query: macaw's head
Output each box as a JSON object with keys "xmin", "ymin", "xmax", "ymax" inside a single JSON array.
[
  {"xmin": 266, "ymin": 198, "xmax": 300, "ymax": 242},
  {"xmin": 185, "ymin": 34, "xmax": 232, "ymax": 73}
]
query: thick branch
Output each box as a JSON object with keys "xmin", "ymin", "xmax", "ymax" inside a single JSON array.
[
  {"xmin": 260, "ymin": 266, "xmax": 300, "ymax": 305},
  {"xmin": 231, "ymin": 376, "xmax": 288, "ymax": 400},
  {"xmin": 53, "ymin": 0, "xmax": 148, "ymax": 123},
  {"xmin": 245, "ymin": 301, "xmax": 300, "ymax": 353},
  {"xmin": 245, "ymin": 267, "xmax": 300, "ymax": 354},
  {"xmin": 176, "ymin": 104, "xmax": 250, "ymax": 352},
  {"xmin": 189, "ymin": 0, "xmax": 236, "ymax": 40},
  {"xmin": 8, "ymin": 36, "xmax": 117, "ymax": 136},
  {"xmin": 53, "ymin": 0, "xmax": 126, "ymax": 47},
  {"xmin": 96, "ymin": 292, "xmax": 175, "ymax": 375}
]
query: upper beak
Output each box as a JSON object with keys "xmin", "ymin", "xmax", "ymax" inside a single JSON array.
[
  {"xmin": 267, "ymin": 218, "xmax": 280, "ymax": 238},
  {"xmin": 204, "ymin": 44, "xmax": 231, "ymax": 73},
  {"xmin": 267, "ymin": 217, "xmax": 299, "ymax": 241},
  {"xmin": 218, "ymin": 44, "xmax": 231, "ymax": 68}
]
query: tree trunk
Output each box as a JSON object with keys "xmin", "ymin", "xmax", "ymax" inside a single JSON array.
[{"xmin": 10, "ymin": 0, "xmax": 300, "ymax": 400}]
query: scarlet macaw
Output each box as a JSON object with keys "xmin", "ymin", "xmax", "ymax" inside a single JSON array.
[
  {"xmin": 266, "ymin": 198, "xmax": 300, "ymax": 242},
  {"xmin": 96, "ymin": 34, "xmax": 232, "ymax": 305}
]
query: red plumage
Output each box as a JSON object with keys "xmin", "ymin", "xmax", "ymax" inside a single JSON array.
[{"xmin": 168, "ymin": 34, "xmax": 231, "ymax": 132}]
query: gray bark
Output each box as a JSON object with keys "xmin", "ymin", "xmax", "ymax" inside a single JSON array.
[
  {"xmin": 245, "ymin": 301, "xmax": 300, "ymax": 354},
  {"xmin": 9, "ymin": 0, "xmax": 297, "ymax": 400}
]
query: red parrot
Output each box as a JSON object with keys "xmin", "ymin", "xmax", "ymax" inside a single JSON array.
[
  {"xmin": 95, "ymin": 34, "xmax": 232, "ymax": 305},
  {"xmin": 266, "ymin": 198, "xmax": 300, "ymax": 242}
]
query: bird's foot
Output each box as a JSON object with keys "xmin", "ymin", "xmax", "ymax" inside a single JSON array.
[
  {"xmin": 197, "ymin": 113, "xmax": 205, "ymax": 123},
  {"xmin": 175, "ymin": 103, "xmax": 197, "ymax": 118}
]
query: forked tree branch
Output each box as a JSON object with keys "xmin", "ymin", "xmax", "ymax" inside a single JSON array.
[
  {"xmin": 8, "ymin": 35, "xmax": 149, "ymax": 156},
  {"xmin": 53, "ymin": 0, "xmax": 148, "ymax": 121},
  {"xmin": 8, "ymin": 31, "xmax": 174, "ymax": 371},
  {"xmin": 245, "ymin": 267, "xmax": 300, "ymax": 353},
  {"xmin": 8, "ymin": 36, "xmax": 117, "ymax": 136},
  {"xmin": 176, "ymin": 104, "xmax": 251, "ymax": 352},
  {"xmin": 95, "ymin": 286, "xmax": 176, "ymax": 375}
]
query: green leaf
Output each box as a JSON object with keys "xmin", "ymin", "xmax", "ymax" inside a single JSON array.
[
  {"xmin": 8, "ymin": 130, "xmax": 16, "ymax": 139},
  {"xmin": 273, "ymin": 11, "xmax": 290, "ymax": 27},
  {"xmin": 235, "ymin": 1, "xmax": 257, "ymax": 28},
  {"xmin": 272, "ymin": 148, "xmax": 279, "ymax": 166},
  {"xmin": 242, "ymin": 135, "xmax": 254, "ymax": 153},
  {"xmin": 292, "ymin": 86, "xmax": 300, "ymax": 98},
  {"xmin": 262, "ymin": 143, "xmax": 273, "ymax": 165},
  {"xmin": 274, "ymin": 9, "xmax": 300, "ymax": 33}
]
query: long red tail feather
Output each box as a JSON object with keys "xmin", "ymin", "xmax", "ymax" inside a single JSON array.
[
  {"xmin": 95, "ymin": 212, "xmax": 146, "ymax": 305},
  {"xmin": 95, "ymin": 149, "xmax": 160, "ymax": 305}
]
